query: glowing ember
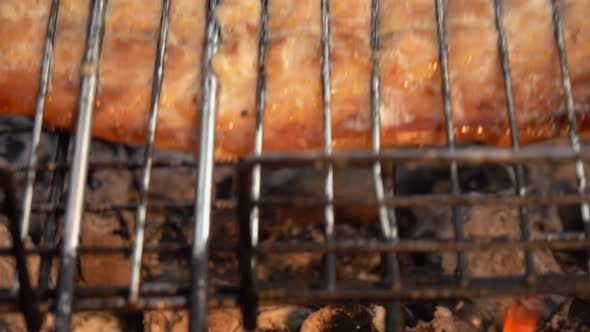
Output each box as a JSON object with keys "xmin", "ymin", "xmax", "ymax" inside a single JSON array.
[{"xmin": 502, "ymin": 304, "xmax": 538, "ymax": 332}]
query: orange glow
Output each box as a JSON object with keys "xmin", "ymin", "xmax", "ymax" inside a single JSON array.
[{"xmin": 502, "ymin": 304, "xmax": 538, "ymax": 332}]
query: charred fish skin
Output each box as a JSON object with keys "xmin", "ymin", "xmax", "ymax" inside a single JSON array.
[{"xmin": 1, "ymin": 0, "xmax": 590, "ymax": 160}]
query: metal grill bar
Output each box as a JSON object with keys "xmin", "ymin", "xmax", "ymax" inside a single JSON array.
[
  {"xmin": 238, "ymin": 0, "xmax": 269, "ymax": 328},
  {"xmin": 128, "ymin": 0, "xmax": 171, "ymax": 303},
  {"xmin": 434, "ymin": 0, "xmax": 468, "ymax": 287},
  {"xmin": 1, "ymin": 235, "xmax": 589, "ymax": 256},
  {"xmin": 0, "ymin": 243, "xmax": 235, "ymax": 257},
  {"xmin": 30, "ymin": 198, "xmax": 234, "ymax": 214},
  {"xmin": 254, "ymin": 237, "xmax": 590, "ymax": 253},
  {"xmin": 246, "ymin": 275, "xmax": 590, "ymax": 304},
  {"xmin": 19, "ymin": 0, "xmax": 61, "ymax": 240},
  {"xmin": 189, "ymin": 0, "xmax": 220, "ymax": 330},
  {"xmin": 3, "ymin": 1, "xmax": 590, "ymax": 330},
  {"xmin": 13, "ymin": 159, "xmax": 211, "ymax": 172},
  {"xmin": 0, "ymin": 126, "xmax": 35, "ymax": 136},
  {"xmin": 10, "ymin": 146, "xmax": 590, "ymax": 173},
  {"xmin": 253, "ymin": 192, "xmax": 590, "ymax": 209},
  {"xmin": 38, "ymin": 134, "xmax": 69, "ymax": 291},
  {"xmin": 369, "ymin": 1, "xmax": 402, "ymax": 331},
  {"xmin": 492, "ymin": 0, "xmax": 536, "ymax": 284},
  {"xmin": 240, "ymin": 146, "xmax": 590, "ymax": 168},
  {"xmin": 0, "ymin": 169, "xmax": 43, "ymax": 331},
  {"xmin": 54, "ymin": 0, "xmax": 108, "ymax": 330},
  {"xmin": 238, "ymin": 0, "xmax": 270, "ymax": 329},
  {"xmin": 24, "ymin": 190, "xmax": 590, "ymax": 217},
  {"xmin": 0, "ymin": 276, "xmax": 588, "ymax": 313},
  {"xmin": 0, "ymin": 283, "xmax": 239, "ymax": 312},
  {"xmin": 550, "ymin": 0, "xmax": 590, "ymax": 274},
  {"xmin": 320, "ymin": 0, "xmax": 336, "ymax": 293}
]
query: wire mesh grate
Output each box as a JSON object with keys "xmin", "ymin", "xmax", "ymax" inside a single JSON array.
[{"xmin": 0, "ymin": 0, "xmax": 590, "ymax": 332}]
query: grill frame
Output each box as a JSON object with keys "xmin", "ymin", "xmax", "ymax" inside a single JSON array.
[{"xmin": 0, "ymin": 0, "xmax": 589, "ymax": 332}]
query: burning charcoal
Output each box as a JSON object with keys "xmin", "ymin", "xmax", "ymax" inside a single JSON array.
[
  {"xmin": 145, "ymin": 306, "xmax": 311, "ymax": 332},
  {"xmin": 540, "ymin": 297, "xmax": 590, "ymax": 331},
  {"xmin": 216, "ymin": 173, "xmax": 235, "ymax": 200},
  {"xmin": 0, "ymin": 312, "xmax": 124, "ymax": 332},
  {"xmin": 439, "ymin": 204, "xmax": 563, "ymax": 277},
  {"xmin": 395, "ymin": 165, "xmax": 515, "ymax": 240},
  {"xmin": 1, "ymin": 136, "xmax": 25, "ymax": 164},
  {"xmin": 78, "ymin": 212, "xmax": 134, "ymax": 286},
  {"xmin": 401, "ymin": 300, "xmax": 501, "ymax": 331},
  {"xmin": 299, "ymin": 305, "xmax": 382, "ymax": 332},
  {"xmin": 78, "ymin": 167, "xmax": 135, "ymax": 287},
  {"xmin": 335, "ymin": 223, "xmax": 382, "ymax": 281},
  {"xmin": 257, "ymin": 306, "xmax": 313, "ymax": 331},
  {"xmin": 260, "ymin": 168, "xmax": 382, "ymax": 225},
  {"xmin": 566, "ymin": 298, "xmax": 590, "ymax": 327},
  {"xmin": 406, "ymin": 306, "xmax": 481, "ymax": 332},
  {"xmin": 261, "ymin": 168, "xmax": 319, "ymax": 198},
  {"xmin": 144, "ymin": 310, "xmax": 189, "ymax": 332},
  {"xmin": 434, "ymin": 203, "xmax": 566, "ymax": 329},
  {"xmin": 36, "ymin": 312, "xmax": 125, "ymax": 332},
  {"xmin": 0, "ymin": 314, "xmax": 28, "ymax": 332},
  {"xmin": 146, "ymin": 167, "xmax": 197, "ymax": 203},
  {"xmin": 0, "ymin": 220, "xmax": 54, "ymax": 289},
  {"xmin": 207, "ymin": 310, "xmax": 241, "ymax": 332},
  {"xmin": 458, "ymin": 166, "xmax": 515, "ymax": 193},
  {"xmin": 0, "ymin": 117, "xmax": 56, "ymax": 167},
  {"xmin": 67, "ymin": 312, "xmax": 124, "ymax": 332},
  {"xmin": 85, "ymin": 169, "xmax": 133, "ymax": 207},
  {"xmin": 395, "ymin": 165, "xmax": 514, "ymax": 196},
  {"xmin": 258, "ymin": 218, "xmax": 324, "ymax": 282}
]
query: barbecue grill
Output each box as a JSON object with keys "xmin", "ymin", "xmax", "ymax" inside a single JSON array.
[{"xmin": 1, "ymin": 0, "xmax": 590, "ymax": 331}]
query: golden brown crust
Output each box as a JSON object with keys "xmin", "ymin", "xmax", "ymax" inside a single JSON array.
[{"xmin": 1, "ymin": 0, "xmax": 590, "ymax": 161}]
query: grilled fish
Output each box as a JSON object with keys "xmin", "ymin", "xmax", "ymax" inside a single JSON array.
[{"xmin": 1, "ymin": 0, "xmax": 589, "ymax": 160}]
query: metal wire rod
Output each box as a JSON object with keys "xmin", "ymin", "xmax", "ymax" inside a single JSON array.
[
  {"xmin": 239, "ymin": 147, "xmax": 590, "ymax": 168},
  {"xmin": 54, "ymin": 0, "xmax": 108, "ymax": 330},
  {"xmin": 189, "ymin": 0, "xmax": 220, "ymax": 330},
  {"xmin": 38, "ymin": 134, "xmax": 69, "ymax": 291},
  {"xmin": 370, "ymin": 1, "xmax": 403, "ymax": 330},
  {"xmin": 320, "ymin": 0, "xmax": 336, "ymax": 292},
  {"xmin": 238, "ymin": 0, "xmax": 269, "ymax": 329},
  {"xmin": 128, "ymin": 0, "xmax": 172, "ymax": 303},
  {"xmin": 20, "ymin": 0, "xmax": 61, "ymax": 240},
  {"xmin": 549, "ymin": 0, "xmax": 590, "ymax": 274},
  {"xmin": 492, "ymin": 0, "xmax": 535, "ymax": 284},
  {"xmin": 0, "ymin": 168, "xmax": 43, "ymax": 331},
  {"xmin": 434, "ymin": 0, "xmax": 468, "ymax": 287}
]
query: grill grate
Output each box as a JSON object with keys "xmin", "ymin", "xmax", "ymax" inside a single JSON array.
[{"xmin": 0, "ymin": 0, "xmax": 590, "ymax": 332}]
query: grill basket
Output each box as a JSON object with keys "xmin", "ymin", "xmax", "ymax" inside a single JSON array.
[{"xmin": 1, "ymin": 0, "xmax": 590, "ymax": 331}]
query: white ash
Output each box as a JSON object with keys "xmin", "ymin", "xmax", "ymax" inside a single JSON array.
[{"xmin": 438, "ymin": 203, "xmax": 563, "ymax": 277}]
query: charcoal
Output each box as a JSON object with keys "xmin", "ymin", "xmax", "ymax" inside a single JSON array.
[
  {"xmin": 1, "ymin": 115, "xmax": 590, "ymax": 331},
  {"xmin": 299, "ymin": 305, "xmax": 381, "ymax": 332},
  {"xmin": 143, "ymin": 306, "xmax": 312, "ymax": 332},
  {"xmin": 405, "ymin": 305, "xmax": 482, "ymax": 332},
  {"xmin": 567, "ymin": 298, "xmax": 590, "ymax": 327}
]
